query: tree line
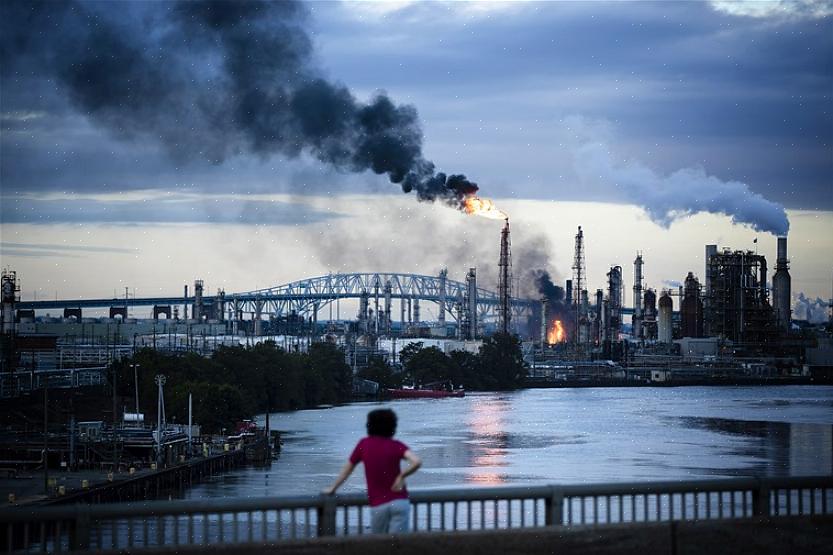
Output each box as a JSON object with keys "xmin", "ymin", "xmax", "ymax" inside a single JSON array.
[
  {"xmin": 358, "ymin": 332, "xmax": 527, "ymax": 392},
  {"xmin": 113, "ymin": 333, "xmax": 527, "ymax": 434},
  {"xmin": 112, "ymin": 341, "xmax": 353, "ymax": 434}
]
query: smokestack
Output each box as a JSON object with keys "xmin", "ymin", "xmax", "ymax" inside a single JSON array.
[
  {"xmin": 772, "ymin": 236, "xmax": 791, "ymax": 331},
  {"xmin": 777, "ymin": 236, "xmax": 787, "ymax": 261},
  {"xmin": 540, "ymin": 298, "xmax": 548, "ymax": 349}
]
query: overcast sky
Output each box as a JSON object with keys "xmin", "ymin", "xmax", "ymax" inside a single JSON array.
[{"xmin": 1, "ymin": 0, "xmax": 831, "ymax": 304}]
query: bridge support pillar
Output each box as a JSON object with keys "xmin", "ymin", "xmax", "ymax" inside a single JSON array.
[
  {"xmin": 545, "ymin": 488, "xmax": 564, "ymax": 526},
  {"xmin": 253, "ymin": 300, "xmax": 264, "ymax": 336},
  {"xmin": 109, "ymin": 306, "xmax": 127, "ymax": 319},
  {"xmin": 153, "ymin": 305, "xmax": 171, "ymax": 320},
  {"xmin": 64, "ymin": 307, "xmax": 82, "ymax": 320}
]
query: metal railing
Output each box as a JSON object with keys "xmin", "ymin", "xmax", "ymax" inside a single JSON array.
[{"xmin": 1, "ymin": 476, "xmax": 830, "ymax": 552}]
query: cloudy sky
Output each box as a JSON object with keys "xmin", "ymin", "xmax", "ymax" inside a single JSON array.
[{"xmin": 1, "ymin": 0, "xmax": 831, "ymax": 309}]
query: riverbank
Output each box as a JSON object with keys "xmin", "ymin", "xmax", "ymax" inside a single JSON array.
[
  {"xmin": 2, "ymin": 450, "xmax": 246, "ymax": 506},
  {"xmin": 523, "ymin": 376, "xmax": 818, "ymax": 388}
]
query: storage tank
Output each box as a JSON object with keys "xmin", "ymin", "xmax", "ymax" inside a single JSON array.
[{"xmin": 658, "ymin": 292, "xmax": 673, "ymax": 344}]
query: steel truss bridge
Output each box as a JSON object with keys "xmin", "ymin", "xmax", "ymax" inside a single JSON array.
[{"xmin": 18, "ymin": 272, "xmax": 547, "ymax": 325}]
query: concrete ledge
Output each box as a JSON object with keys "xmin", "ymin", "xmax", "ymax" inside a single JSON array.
[{"xmin": 85, "ymin": 516, "xmax": 833, "ymax": 555}]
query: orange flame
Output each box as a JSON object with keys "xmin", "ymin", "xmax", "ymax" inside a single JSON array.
[
  {"xmin": 547, "ymin": 320, "xmax": 565, "ymax": 344},
  {"xmin": 463, "ymin": 196, "xmax": 508, "ymax": 220}
]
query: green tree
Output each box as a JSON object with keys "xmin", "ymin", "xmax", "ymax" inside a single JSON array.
[
  {"xmin": 357, "ymin": 356, "xmax": 403, "ymax": 389},
  {"xmin": 307, "ymin": 342, "xmax": 353, "ymax": 404},
  {"xmin": 404, "ymin": 345, "xmax": 454, "ymax": 386},
  {"xmin": 478, "ymin": 333, "xmax": 527, "ymax": 390},
  {"xmin": 398, "ymin": 341, "xmax": 425, "ymax": 369},
  {"xmin": 449, "ymin": 349, "xmax": 481, "ymax": 390}
]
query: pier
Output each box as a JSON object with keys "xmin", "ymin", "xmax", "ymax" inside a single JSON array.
[{"xmin": 2, "ymin": 449, "xmax": 247, "ymax": 507}]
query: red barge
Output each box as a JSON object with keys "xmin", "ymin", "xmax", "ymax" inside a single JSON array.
[{"xmin": 386, "ymin": 387, "xmax": 465, "ymax": 399}]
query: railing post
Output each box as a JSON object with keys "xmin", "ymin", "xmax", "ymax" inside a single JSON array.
[
  {"xmin": 752, "ymin": 481, "xmax": 771, "ymax": 517},
  {"xmin": 317, "ymin": 495, "xmax": 337, "ymax": 537},
  {"xmin": 69, "ymin": 506, "xmax": 91, "ymax": 551},
  {"xmin": 545, "ymin": 487, "xmax": 564, "ymax": 526}
]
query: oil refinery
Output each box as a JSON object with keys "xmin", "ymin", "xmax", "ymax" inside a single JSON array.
[{"xmin": 1, "ymin": 222, "xmax": 831, "ymax": 393}]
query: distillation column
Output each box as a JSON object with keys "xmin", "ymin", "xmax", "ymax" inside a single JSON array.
[
  {"xmin": 438, "ymin": 269, "xmax": 447, "ymax": 329},
  {"xmin": 1, "ymin": 270, "xmax": 18, "ymax": 335},
  {"xmin": 633, "ymin": 253, "xmax": 643, "ymax": 340}
]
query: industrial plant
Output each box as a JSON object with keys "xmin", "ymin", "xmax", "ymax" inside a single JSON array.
[{"xmin": 1, "ymin": 222, "xmax": 831, "ymax": 391}]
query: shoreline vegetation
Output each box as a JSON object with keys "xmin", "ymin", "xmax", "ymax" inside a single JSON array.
[{"xmin": 113, "ymin": 333, "xmax": 528, "ymax": 434}]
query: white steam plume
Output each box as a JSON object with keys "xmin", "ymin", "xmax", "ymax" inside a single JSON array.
[{"xmin": 566, "ymin": 116, "xmax": 790, "ymax": 235}]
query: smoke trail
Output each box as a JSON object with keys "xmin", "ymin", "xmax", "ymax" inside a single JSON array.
[
  {"xmin": 565, "ymin": 117, "xmax": 790, "ymax": 235},
  {"xmin": 0, "ymin": 0, "xmax": 479, "ymax": 208}
]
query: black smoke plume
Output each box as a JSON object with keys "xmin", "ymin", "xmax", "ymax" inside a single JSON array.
[
  {"xmin": 533, "ymin": 270, "xmax": 571, "ymax": 339},
  {"xmin": 0, "ymin": 0, "xmax": 479, "ymax": 208}
]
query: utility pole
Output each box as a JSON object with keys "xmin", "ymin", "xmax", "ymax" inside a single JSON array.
[
  {"xmin": 155, "ymin": 374, "xmax": 166, "ymax": 468},
  {"xmin": 43, "ymin": 369, "xmax": 48, "ymax": 494}
]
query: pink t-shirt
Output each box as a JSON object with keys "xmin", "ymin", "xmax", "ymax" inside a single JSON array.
[{"xmin": 349, "ymin": 436, "xmax": 409, "ymax": 507}]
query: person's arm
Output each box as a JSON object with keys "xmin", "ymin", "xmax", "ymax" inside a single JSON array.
[
  {"xmin": 322, "ymin": 461, "xmax": 357, "ymax": 495},
  {"xmin": 391, "ymin": 450, "xmax": 421, "ymax": 492}
]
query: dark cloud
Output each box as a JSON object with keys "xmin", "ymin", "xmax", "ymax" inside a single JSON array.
[
  {"xmin": 314, "ymin": 1, "xmax": 832, "ymax": 209},
  {"xmin": 1, "ymin": 0, "xmax": 829, "ymax": 214},
  {"xmin": 0, "ymin": 0, "xmax": 480, "ymax": 209}
]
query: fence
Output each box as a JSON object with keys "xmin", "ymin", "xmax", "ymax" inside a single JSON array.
[{"xmin": 1, "ymin": 475, "xmax": 831, "ymax": 552}]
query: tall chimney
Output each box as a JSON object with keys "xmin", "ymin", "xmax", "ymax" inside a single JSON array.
[{"xmin": 772, "ymin": 236, "xmax": 791, "ymax": 331}]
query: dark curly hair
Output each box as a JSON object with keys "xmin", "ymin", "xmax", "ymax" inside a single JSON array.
[{"xmin": 366, "ymin": 409, "xmax": 397, "ymax": 438}]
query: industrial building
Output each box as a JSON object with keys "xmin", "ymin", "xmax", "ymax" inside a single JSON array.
[{"xmin": 2, "ymin": 225, "xmax": 830, "ymax": 386}]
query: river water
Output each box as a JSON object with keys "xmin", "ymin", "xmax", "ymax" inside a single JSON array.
[{"xmin": 185, "ymin": 386, "xmax": 833, "ymax": 500}]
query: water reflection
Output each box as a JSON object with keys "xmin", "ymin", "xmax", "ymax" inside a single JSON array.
[
  {"xmin": 465, "ymin": 396, "xmax": 512, "ymax": 485},
  {"xmin": 183, "ymin": 386, "xmax": 833, "ymax": 501},
  {"xmin": 679, "ymin": 416, "xmax": 833, "ymax": 477}
]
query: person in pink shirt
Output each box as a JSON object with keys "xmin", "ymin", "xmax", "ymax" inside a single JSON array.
[{"xmin": 323, "ymin": 409, "xmax": 422, "ymax": 534}]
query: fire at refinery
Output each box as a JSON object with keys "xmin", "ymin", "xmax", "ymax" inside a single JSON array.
[
  {"xmin": 547, "ymin": 320, "xmax": 566, "ymax": 344},
  {"xmin": 463, "ymin": 196, "xmax": 508, "ymax": 220}
]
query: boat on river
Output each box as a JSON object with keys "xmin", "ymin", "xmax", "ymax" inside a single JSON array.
[{"xmin": 386, "ymin": 382, "xmax": 465, "ymax": 399}]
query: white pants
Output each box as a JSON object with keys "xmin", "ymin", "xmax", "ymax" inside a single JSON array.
[{"xmin": 370, "ymin": 498, "xmax": 410, "ymax": 534}]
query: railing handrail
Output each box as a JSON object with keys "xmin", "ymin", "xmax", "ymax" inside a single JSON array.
[{"xmin": 2, "ymin": 475, "xmax": 831, "ymax": 524}]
